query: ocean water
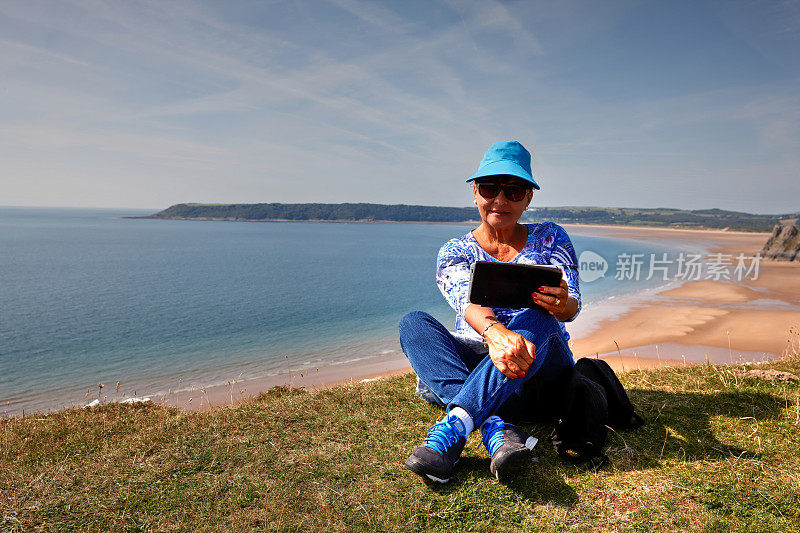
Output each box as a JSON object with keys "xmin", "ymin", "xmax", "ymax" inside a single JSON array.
[{"xmin": 0, "ymin": 207, "xmax": 697, "ymax": 414}]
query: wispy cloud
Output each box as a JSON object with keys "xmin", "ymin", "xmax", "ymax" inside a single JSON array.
[
  {"xmin": 324, "ymin": 0, "xmax": 408, "ymax": 34},
  {"xmin": 0, "ymin": 0, "xmax": 797, "ymax": 212}
]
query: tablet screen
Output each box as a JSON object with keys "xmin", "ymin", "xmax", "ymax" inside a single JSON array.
[{"xmin": 468, "ymin": 261, "xmax": 563, "ymax": 309}]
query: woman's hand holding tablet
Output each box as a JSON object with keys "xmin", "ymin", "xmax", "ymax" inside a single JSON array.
[{"xmin": 532, "ymin": 278, "xmax": 571, "ymax": 316}]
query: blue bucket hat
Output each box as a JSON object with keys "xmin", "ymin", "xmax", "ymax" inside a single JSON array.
[{"xmin": 466, "ymin": 141, "xmax": 540, "ymax": 190}]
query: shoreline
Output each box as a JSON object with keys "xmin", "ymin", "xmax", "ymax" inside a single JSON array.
[
  {"xmin": 566, "ymin": 224, "xmax": 800, "ymax": 361},
  {"xmin": 162, "ymin": 352, "xmax": 413, "ymax": 412},
  {"xmin": 6, "ymin": 223, "xmax": 798, "ymax": 416},
  {"xmin": 174, "ymin": 224, "xmax": 797, "ymax": 413}
]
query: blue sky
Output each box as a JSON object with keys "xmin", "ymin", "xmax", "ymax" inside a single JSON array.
[{"xmin": 1, "ymin": 0, "xmax": 798, "ymax": 213}]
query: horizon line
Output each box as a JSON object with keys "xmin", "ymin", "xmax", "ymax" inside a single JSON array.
[{"xmin": 2, "ymin": 203, "xmax": 797, "ymax": 217}]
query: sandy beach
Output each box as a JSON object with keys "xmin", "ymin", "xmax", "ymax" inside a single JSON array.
[
  {"xmin": 173, "ymin": 224, "xmax": 800, "ymax": 412},
  {"xmin": 565, "ymin": 224, "xmax": 800, "ymax": 370}
]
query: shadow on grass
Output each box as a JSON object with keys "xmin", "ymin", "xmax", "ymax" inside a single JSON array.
[
  {"xmin": 422, "ymin": 454, "xmax": 580, "ymax": 506},
  {"xmin": 597, "ymin": 388, "xmax": 789, "ymax": 470},
  {"xmin": 414, "ymin": 387, "xmax": 789, "ymax": 505}
]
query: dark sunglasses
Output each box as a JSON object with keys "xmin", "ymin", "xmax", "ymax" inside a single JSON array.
[{"xmin": 476, "ymin": 180, "xmax": 531, "ymax": 202}]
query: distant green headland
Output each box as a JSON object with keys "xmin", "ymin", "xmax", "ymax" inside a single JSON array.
[{"xmin": 144, "ymin": 203, "xmax": 798, "ymax": 233}]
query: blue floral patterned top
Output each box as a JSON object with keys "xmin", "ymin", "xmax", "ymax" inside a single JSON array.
[{"xmin": 436, "ymin": 222, "xmax": 581, "ymax": 343}]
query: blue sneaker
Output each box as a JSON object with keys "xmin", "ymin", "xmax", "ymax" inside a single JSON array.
[
  {"xmin": 480, "ymin": 416, "xmax": 538, "ymax": 482},
  {"xmin": 404, "ymin": 414, "xmax": 467, "ymax": 483}
]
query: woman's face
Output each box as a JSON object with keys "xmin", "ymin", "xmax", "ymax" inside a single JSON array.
[{"xmin": 472, "ymin": 176, "xmax": 533, "ymax": 230}]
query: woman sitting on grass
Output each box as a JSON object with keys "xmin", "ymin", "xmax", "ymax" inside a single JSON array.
[{"xmin": 399, "ymin": 141, "xmax": 581, "ymax": 483}]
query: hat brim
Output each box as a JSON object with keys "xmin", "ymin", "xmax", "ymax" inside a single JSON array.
[{"xmin": 466, "ymin": 160, "xmax": 540, "ymax": 190}]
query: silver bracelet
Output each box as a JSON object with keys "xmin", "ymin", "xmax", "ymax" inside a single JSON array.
[{"xmin": 481, "ymin": 320, "xmax": 500, "ymax": 340}]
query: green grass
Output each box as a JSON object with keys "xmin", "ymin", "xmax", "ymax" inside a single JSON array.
[{"xmin": 2, "ymin": 356, "xmax": 800, "ymax": 532}]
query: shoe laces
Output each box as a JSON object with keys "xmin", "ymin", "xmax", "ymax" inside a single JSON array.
[
  {"xmin": 480, "ymin": 417, "xmax": 510, "ymax": 457},
  {"xmin": 423, "ymin": 416, "xmax": 462, "ymax": 455}
]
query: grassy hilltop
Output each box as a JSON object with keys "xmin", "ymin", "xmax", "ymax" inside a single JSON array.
[
  {"xmin": 146, "ymin": 203, "xmax": 797, "ymax": 233},
  {"xmin": 2, "ymin": 350, "xmax": 800, "ymax": 532}
]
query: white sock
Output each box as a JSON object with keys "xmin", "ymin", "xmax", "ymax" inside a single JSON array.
[{"xmin": 446, "ymin": 406, "xmax": 474, "ymax": 437}]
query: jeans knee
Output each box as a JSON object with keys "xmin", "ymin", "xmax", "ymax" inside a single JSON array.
[
  {"xmin": 399, "ymin": 310, "xmax": 433, "ymax": 341},
  {"xmin": 520, "ymin": 330, "xmax": 573, "ymax": 372},
  {"xmin": 509, "ymin": 308, "xmax": 560, "ymax": 335},
  {"xmin": 525, "ymin": 307, "xmax": 556, "ymax": 323}
]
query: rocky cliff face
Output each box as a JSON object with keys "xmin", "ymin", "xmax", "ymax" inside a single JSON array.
[{"xmin": 761, "ymin": 220, "xmax": 800, "ymax": 261}]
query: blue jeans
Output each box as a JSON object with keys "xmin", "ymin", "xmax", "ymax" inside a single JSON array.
[{"xmin": 398, "ymin": 309, "xmax": 575, "ymax": 428}]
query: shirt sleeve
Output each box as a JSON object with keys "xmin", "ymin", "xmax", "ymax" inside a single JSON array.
[
  {"xmin": 436, "ymin": 239, "xmax": 472, "ymax": 317},
  {"xmin": 548, "ymin": 224, "xmax": 582, "ymax": 322}
]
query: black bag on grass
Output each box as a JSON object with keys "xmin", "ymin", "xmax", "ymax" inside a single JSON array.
[
  {"xmin": 550, "ymin": 371, "xmax": 609, "ymax": 466},
  {"xmin": 573, "ymin": 358, "xmax": 644, "ymax": 430}
]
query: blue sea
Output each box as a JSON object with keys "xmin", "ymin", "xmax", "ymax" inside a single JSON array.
[{"xmin": 0, "ymin": 207, "xmax": 700, "ymax": 415}]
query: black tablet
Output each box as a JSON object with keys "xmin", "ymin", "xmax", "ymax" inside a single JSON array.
[{"xmin": 467, "ymin": 261, "xmax": 563, "ymax": 309}]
